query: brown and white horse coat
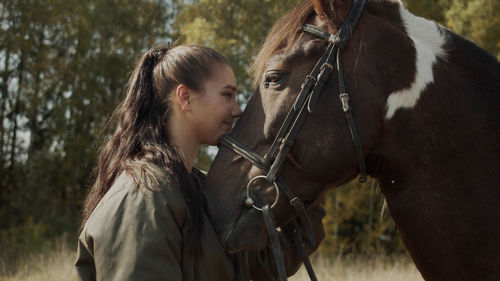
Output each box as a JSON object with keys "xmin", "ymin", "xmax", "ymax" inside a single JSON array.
[{"xmin": 204, "ymin": 1, "xmax": 500, "ymax": 280}]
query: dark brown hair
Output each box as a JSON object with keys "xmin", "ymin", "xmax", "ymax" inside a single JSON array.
[{"xmin": 81, "ymin": 44, "xmax": 228, "ymax": 252}]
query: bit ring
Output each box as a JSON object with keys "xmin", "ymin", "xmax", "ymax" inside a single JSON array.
[{"xmin": 245, "ymin": 175, "xmax": 280, "ymax": 211}]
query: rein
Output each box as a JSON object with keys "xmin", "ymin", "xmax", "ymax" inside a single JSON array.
[{"xmin": 219, "ymin": 1, "xmax": 367, "ymax": 280}]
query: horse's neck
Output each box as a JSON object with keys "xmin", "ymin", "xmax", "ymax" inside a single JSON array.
[
  {"xmin": 439, "ymin": 29, "xmax": 500, "ymax": 91},
  {"xmin": 378, "ymin": 176, "xmax": 500, "ymax": 281},
  {"xmin": 370, "ymin": 36, "xmax": 500, "ymax": 281},
  {"xmin": 372, "ymin": 112, "xmax": 500, "ymax": 281},
  {"xmin": 368, "ymin": 9, "xmax": 500, "ymax": 280}
]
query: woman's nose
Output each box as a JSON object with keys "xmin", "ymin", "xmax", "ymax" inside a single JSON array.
[{"xmin": 232, "ymin": 104, "xmax": 242, "ymax": 118}]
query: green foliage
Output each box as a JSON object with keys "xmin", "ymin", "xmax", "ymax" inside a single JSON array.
[
  {"xmin": 319, "ymin": 179, "xmax": 406, "ymax": 257},
  {"xmin": 402, "ymin": 0, "xmax": 450, "ymax": 22},
  {"xmin": 0, "ymin": 216, "xmax": 51, "ymax": 265},
  {"xmin": 403, "ymin": 0, "xmax": 500, "ymax": 59},
  {"xmin": 445, "ymin": 0, "xmax": 500, "ymax": 59},
  {"xmin": 0, "ymin": 0, "xmax": 173, "ymax": 239}
]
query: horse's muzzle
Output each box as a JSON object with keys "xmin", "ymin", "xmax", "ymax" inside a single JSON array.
[{"xmin": 222, "ymin": 209, "xmax": 268, "ymax": 253}]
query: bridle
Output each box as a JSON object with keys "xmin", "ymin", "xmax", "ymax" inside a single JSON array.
[{"xmin": 219, "ymin": 1, "xmax": 367, "ymax": 280}]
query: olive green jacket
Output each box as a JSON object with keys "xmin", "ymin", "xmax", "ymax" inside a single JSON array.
[{"xmin": 75, "ymin": 170, "xmax": 324, "ymax": 281}]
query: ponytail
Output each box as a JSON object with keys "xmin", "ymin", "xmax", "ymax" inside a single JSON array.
[{"xmin": 82, "ymin": 44, "xmax": 228, "ymax": 254}]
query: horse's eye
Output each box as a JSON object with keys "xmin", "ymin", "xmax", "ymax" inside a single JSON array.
[{"xmin": 264, "ymin": 71, "xmax": 285, "ymax": 86}]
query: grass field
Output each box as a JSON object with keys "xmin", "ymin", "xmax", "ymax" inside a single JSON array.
[
  {"xmin": 0, "ymin": 241, "xmax": 77, "ymax": 281},
  {"xmin": 290, "ymin": 255, "xmax": 424, "ymax": 281},
  {"xmin": 0, "ymin": 242, "xmax": 424, "ymax": 281}
]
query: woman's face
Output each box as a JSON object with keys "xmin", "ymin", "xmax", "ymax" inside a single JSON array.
[{"xmin": 189, "ymin": 63, "xmax": 242, "ymax": 146}]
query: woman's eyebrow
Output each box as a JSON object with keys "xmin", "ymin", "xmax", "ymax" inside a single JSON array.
[{"xmin": 221, "ymin": 85, "xmax": 237, "ymax": 92}]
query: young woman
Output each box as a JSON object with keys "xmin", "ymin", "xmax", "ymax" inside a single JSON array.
[{"xmin": 75, "ymin": 44, "xmax": 324, "ymax": 281}]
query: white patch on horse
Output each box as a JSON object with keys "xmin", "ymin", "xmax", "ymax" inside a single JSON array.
[{"xmin": 385, "ymin": 4, "xmax": 447, "ymax": 120}]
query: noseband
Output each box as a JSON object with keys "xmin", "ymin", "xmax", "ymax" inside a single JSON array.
[{"xmin": 219, "ymin": 1, "xmax": 367, "ymax": 280}]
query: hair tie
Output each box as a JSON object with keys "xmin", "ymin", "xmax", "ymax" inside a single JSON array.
[{"xmin": 149, "ymin": 43, "xmax": 172, "ymax": 66}]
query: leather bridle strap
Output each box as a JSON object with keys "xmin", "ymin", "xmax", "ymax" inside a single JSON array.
[
  {"xmin": 263, "ymin": 204, "xmax": 318, "ymax": 281},
  {"xmin": 264, "ymin": 43, "xmax": 334, "ymax": 182},
  {"xmin": 337, "ymin": 51, "xmax": 367, "ymax": 182},
  {"xmin": 265, "ymin": 43, "xmax": 337, "ymax": 183},
  {"xmin": 219, "ymin": 136, "xmax": 268, "ymax": 172},
  {"xmin": 277, "ymin": 177, "xmax": 318, "ymax": 281},
  {"xmin": 219, "ymin": 2, "xmax": 368, "ymax": 187},
  {"xmin": 218, "ymin": 1, "xmax": 367, "ymax": 280},
  {"xmin": 262, "ymin": 205, "xmax": 288, "ymax": 281},
  {"xmin": 220, "ymin": 0, "xmax": 368, "ymax": 182},
  {"xmin": 290, "ymin": 220, "xmax": 318, "ymax": 281},
  {"xmin": 335, "ymin": 0, "xmax": 367, "ymax": 48},
  {"xmin": 275, "ymin": 176, "xmax": 317, "ymax": 247}
]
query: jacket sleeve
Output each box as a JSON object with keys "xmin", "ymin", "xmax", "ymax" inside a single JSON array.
[
  {"xmin": 245, "ymin": 206, "xmax": 326, "ymax": 281},
  {"xmin": 75, "ymin": 235, "xmax": 96, "ymax": 281},
  {"xmin": 75, "ymin": 179, "xmax": 187, "ymax": 281}
]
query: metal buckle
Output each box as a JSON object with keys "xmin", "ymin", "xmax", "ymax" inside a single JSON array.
[
  {"xmin": 317, "ymin": 62, "xmax": 334, "ymax": 80},
  {"xmin": 339, "ymin": 93, "xmax": 350, "ymax": 112},
  {"xmin": 329, "ymin": 34, "xmax": 340, "ymax": 44},
  {"xmin": 245, "ymin": 175, "xmax": 280, "ymax": 211},
  {"xmin": 321, "ymin": 62, "xmax": 334, "ymax": 71}
]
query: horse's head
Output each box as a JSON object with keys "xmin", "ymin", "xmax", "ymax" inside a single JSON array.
[{"xmin": 205, "ymin": 0, "xmax": 422, "ymax": 252}]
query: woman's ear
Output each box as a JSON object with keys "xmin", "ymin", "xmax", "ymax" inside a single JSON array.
[
  {"xmin": 312, "ymin": 0, "xmax": 352, "ymax": 28},
  {"xmin": 175, "ymin": 84, "xmax": 191, "ymax": 112}
]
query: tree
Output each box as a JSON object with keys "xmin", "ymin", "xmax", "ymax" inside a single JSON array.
[
  {"xmin": 403, "ymin": 0, "xmax": 450, "ymax": 22},
  {"xmin": 0, "ymin": 0, "xmax": 174, "ymax": 253},
  {"xmin": 445, "ymin": 0, "xmax": 500, "ymax": 59},
  {"xmin": 404, "ymin": 0, "xmax": 500, "ymax": 59}
]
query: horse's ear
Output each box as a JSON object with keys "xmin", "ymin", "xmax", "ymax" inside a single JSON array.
[{"xmin": 312, "ymin": 0, "xmax": 352, "ymax": 27}]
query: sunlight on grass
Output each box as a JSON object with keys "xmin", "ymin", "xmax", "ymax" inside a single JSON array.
[
  {"xmin": 0, "ymin": 240, "xmax": 423, "ymax": 281},
  {"xmin": 290, "ymin": 255, "xmax": 424, "ymax": 281},
  {"xmin": 0, "ymin": 241, "xmax": 78, "ymax": 281}
]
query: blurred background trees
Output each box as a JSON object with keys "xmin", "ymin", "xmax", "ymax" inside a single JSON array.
[
  {"xmin": 0, "ymin": 0, "xmax": 173, "ymax": 257},
  {"xmin": 0, "ymin": 0, "xmax": 498, "ymax": 261}
]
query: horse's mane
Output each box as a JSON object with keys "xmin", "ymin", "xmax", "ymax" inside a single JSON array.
[
  {"xmin": 445, "ymin": 28, "xmax": 500, "ymax": 80},
  {"xmin": 252, "ymin": 1, "xmax": 315, "ymax": 86}
]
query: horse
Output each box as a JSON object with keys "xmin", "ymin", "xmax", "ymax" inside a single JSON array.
[{"xmin": 203, "ymin": 0, "xmax": 500, "ymax": 280}]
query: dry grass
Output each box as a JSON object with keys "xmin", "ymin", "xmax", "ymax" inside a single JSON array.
[
  {"xmin": 0, "ymin": 242, "xmax": 423, "ymax": 281},
  {"xmin": 290, "ymin": 255, "xmax": 424, "ymax": 281},
  {"xmin": 0, "ymin": 241, "xmax": 78, "ymax": 281}
]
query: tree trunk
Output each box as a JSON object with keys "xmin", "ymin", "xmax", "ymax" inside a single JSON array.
[
  {"xmin": 0, "ymin": 49, "xmax": 10, "ymax": 164},
  {"xmin": 9, "ymin": 56, "xmax": 23, "ymax": 171}
]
